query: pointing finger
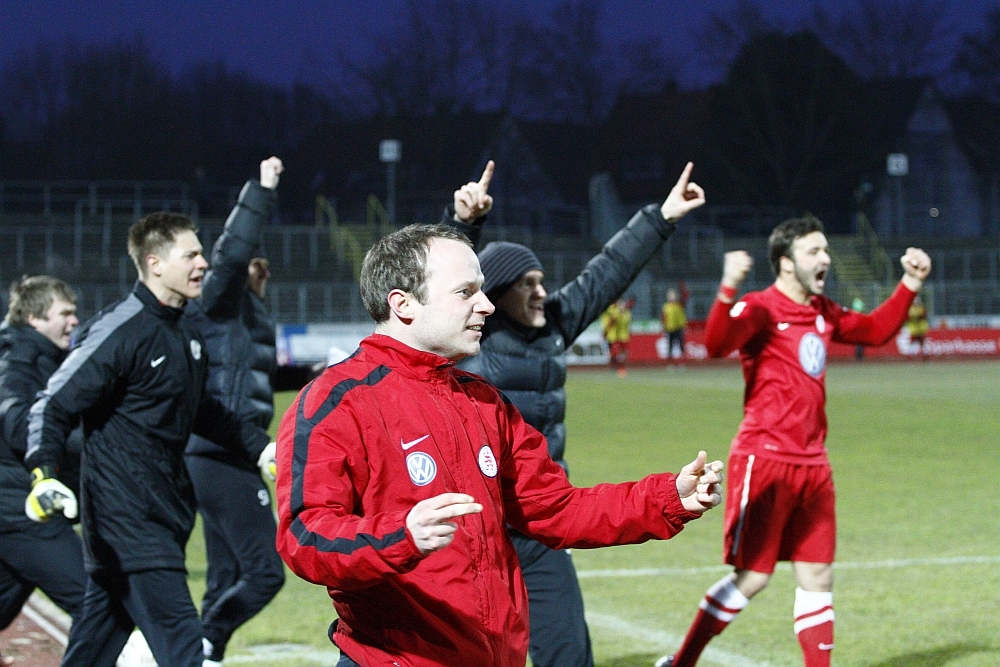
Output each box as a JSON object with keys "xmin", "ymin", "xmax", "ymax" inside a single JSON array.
[
  {"xmin": 479, "ymin": 160, "xmax": 495, "ymax": 190},
  {"xmin": 674, "ymin": 162, "xmax": 694, "ymax": 190}
]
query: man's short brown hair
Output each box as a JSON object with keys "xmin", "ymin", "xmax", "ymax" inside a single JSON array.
[
  {"xmin": 360, "ymin": 224, "xmax": 473, "ymax": 323},
  {"xmin": 768, "ymin": 215, "xmax": 825, "ymax": 276},
  {"xmin": 5, "ymin": 275, "xmax": 77, "ymax": 327},
  {"xmin": 127, "ymin": 212, "xmax": 198, "ymax": 278}
]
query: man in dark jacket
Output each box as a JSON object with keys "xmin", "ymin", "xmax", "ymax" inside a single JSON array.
[
  {"xmin": 184, "ymin": 157, "xmax": 285, "ymax": 665},
  {"xmin": 0, "ymin": 276, "xmax": 84, "ymax": 666},
  {"xmin": 448, "ymin": 162, "xmax": 706, "ymax": 667},
  {"xmin": 25, "ymin": 213, "xmax": 273, "ymax": 667}
]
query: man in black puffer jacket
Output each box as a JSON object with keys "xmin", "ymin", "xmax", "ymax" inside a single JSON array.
[
  {"xmin": 448, "ymin": 161, "xmax": 706, "ymax": 667},
  {"xmin": 184, "ymin": 157, "xmax": 285, "ymax": 666},
  {"xmin": 0, "ymin": 277, "xmax": 84, "ymax": 665}
]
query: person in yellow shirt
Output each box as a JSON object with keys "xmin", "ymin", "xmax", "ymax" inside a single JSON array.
[
  {"xmin": 661, "ymin": 288, "xmax": 687, "ymax": 359},
  {"xmin": 601, "ymin": 298, "xmax": 632, "ymax": 376},
  {"xmin": 906, "ymin": 294, "xmax": 929, "ymax": 358}
]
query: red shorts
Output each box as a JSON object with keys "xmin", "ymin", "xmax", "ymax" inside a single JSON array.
[{"xmin": 723, "ymin": 453, "xmax": 836, "ymax": 573}]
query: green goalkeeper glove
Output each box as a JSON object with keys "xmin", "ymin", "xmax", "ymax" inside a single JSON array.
[{"xmin": 25, "ymin": 466, "xmax": 78, "ymax": 522}]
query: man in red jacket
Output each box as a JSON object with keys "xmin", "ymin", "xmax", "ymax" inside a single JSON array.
[
  {"xmin": 274, "ymin": 223, "xmax": 725, "ymax": 667},
  {"xmin": 657, "ymin": 217, "xmax": 930, "ymax": 667}
]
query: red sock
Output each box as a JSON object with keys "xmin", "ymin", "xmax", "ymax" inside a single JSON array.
[
  {"xmin": 673, "ymin": 577, "xmax": 748, "ymax": 667},
  {"xmin": 794, "ymin": 588, "xmax": 834, "ymax": 667}
]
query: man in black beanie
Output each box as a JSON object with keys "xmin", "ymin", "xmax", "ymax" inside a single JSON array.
[{"xmin": 445, "ymin": 161, "xmax": 706, "ymax": 667}]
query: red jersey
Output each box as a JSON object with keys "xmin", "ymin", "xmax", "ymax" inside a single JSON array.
[
  {"xmin": 704, "ymin": 283, "xmax": 916, "ymax": 464},
  {"xmin": 275, "ymin": 334, "xmax": 700, "ymax": 667}
]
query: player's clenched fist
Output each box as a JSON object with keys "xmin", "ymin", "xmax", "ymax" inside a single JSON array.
[
  {"xmin": 900, "ymin": 247, "xmax": 931, "ymax": 291},
  {"xmin": 721, "ymin": 251, "xmax": 753, "ymax": 291},
  {"xmin": 406, "ymin": 493, "xmax": 483, "ymax": 555},
  {"xmin": 675, "ymin": 451, "xmax": 724, "ymax": 514}
]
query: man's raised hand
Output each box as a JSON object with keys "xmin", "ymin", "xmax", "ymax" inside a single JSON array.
[
  {"xmin": 260, "ymin": 156, "xmax": 284, "ymax": 190},
  {"xmin": 721, "ymin": 250, "xmax": 753, "ymax": 294},
  {"xmin": 406, "ymin": 493, "xmax": 483, "ymax": 555},
  {"xmin": 453, "ymin": 160, "xmax": 495, "ymax": 223},
  {"xmin": 675, "ymin": 451, "xmax": 724, "ymax": 514},
  {"xmin": 660, "ymin": 162, "xmax": 706, "ymax": 222},
  {"xmin": 900, "ymin": 247, "xmax": 931, "ymax": 291}
]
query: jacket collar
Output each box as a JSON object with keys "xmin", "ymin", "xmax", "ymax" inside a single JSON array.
[
  {"xmin": 360, "ymin": 334, "xmax": 456, "ymax": 381},
  {"xmin": 133, "ymin": 281, "xmax": 185, "ymax": 323},
  {"xmin": 0, "ymin": 324, "xmax": 66, "ymax": 365}
]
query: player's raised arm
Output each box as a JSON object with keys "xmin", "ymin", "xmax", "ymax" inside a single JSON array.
[
  {"xmin": 704, "ymin": 251, "xmax": 761, "ymax": 357},
  {"xmin": 835, "ymin": 248, "xmax": 931, "ymax": 346}
]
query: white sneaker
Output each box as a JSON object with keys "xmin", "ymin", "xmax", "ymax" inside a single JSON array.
[
  {"xmin": 653, "ymin": 656, "xmax": 674, "ymax": 667},
  {"xmin": 116, "ymin": 630, "xmax": 158, "ymax": 667}
]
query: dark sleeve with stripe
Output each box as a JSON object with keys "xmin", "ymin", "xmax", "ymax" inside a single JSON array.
[
  {"xmin": 274, "ymin": 368, "xmax": 425, "ymax": 590},
  {"xmin": 25, "ymin": 306, "xmax": 136, "ymax": 471},
  {"xmin": 200, "ymin": 180, "xmax": 275, "ymax": 319}
]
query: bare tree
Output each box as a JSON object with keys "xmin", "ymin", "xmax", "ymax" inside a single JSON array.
[
  {"xmin": 811, "ymin": 0, "xmax": 951, "ymax": 79},
  {"xmin": 696, "ymin": 0, "xmax": 781, "ymax": 81},
  {"xmin": 955, "ymin": 7, "xmax": 1000, "ymax": 102},
  {"xmin": 617, "ymin": 36, "xmax": 681, "ymax": 97}
]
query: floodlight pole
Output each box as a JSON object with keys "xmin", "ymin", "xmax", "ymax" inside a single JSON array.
[{"xmin": 380, "ymin": 140, "xmax": 401, "ymax": 226}]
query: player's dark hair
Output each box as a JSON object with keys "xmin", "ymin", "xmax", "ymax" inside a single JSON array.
[
  {"xmin": 5, "ymin": 275, "xmax": 76, "ymax": 327},
  {"xmin": 127, "ymin": 212, "xmax": 198, "ymax": 278},
  {"xmin": 768, "ymin": 216, "xmax": 825, "ymax": 276},
  {"xmin": 360, "ymin": 224, "xmax": 473, "ymax": 323}
]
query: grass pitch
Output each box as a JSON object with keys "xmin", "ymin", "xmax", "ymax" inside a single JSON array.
[{"xmin": 187, "ymin": 360, "xmax": 1000, "ymax": 666}]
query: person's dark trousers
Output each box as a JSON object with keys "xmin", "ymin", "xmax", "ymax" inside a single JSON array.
[
  {"xmin": 0, "ymin": 522, "xmax": 86, "ymax": 628},
  {"xmin": 61, "ymin": 568, "xmax": 203, "ymax": 667},
  {"xmin": 509, "ymin": 528, "xmax": 594, "ymax": 667},
  {"xmin": 668, "ymin": 330, "xmax": 685, "ymax": 357},
  {"xmin": 186, "ymin": 455, "xmax": 285, "ymax": 660}
]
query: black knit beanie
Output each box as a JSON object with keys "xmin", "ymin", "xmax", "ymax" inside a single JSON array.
[{"xmin": 478, "ymin": 242, "xmax": 543, "ymax": 302}]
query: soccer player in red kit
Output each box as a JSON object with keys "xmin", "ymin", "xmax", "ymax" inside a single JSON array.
[{"xmin": 657, "ymin": 217, "xmax": 931, "ymax": 667}]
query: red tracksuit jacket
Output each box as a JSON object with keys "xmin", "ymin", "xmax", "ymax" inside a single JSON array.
[{"xmin": 275, "ymin": 334, "xmax": 700, "ymax": 667}]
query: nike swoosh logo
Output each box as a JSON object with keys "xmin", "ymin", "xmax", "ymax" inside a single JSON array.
[
  {"xmin": 401, "ymin": 435, "xmax": 430, "ymax": 450},
  {"xmin": 151, "ymin": 355, "xmax": 166, "ymax": 367},
  {"xmin": 777, "ymin": 322, "xmax": 790, "ymax": 330},
  {"xmin": 818, "ymin": 643, "xmax": 834, "ymax": 651}
]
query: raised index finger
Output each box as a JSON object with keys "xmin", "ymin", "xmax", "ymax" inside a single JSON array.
[
  {"xmin": 479, "ymin": 160, "xmax": 495, "ymax": 190},
  {"xmin": 673, "ymin": 162, "xmax": 694, "ymax": 190}
]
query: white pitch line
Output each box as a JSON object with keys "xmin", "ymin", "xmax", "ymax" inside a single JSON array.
[
  {"xmin": 20, "ymin": 602, "xmax": 69, "ymax": 647},
  {"xmin": 576, "ymin": 554, "xmax": 1000, "ymax": 579},
  {"xmin": 586, "ymin": 611, "xmax": 773, "ymax": 667}
]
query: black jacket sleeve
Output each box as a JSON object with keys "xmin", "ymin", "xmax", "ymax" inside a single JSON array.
[
  {"xmin": 440, "ymin": 205, "xmax": 484, "ymax": 248},
  {"xmin": 25, "ymin": 334, "xmax": 125, "ymax": 472},
  {"xmin": 0, "ymin": 366, "xmax": 41, "ymax": 461},
  {"xmin": 192, "ymin": 393, "xmax": 271, "ymax": 463},
  {"xmin": 200, "ymin": 180, "xmax": 276, "ymax": 319},
  {"xmin": 549, "ymin": 204, "xmax": 676, "ymax": 344}
]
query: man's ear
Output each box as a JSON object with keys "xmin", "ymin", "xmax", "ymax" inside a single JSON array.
[
  {"xmin": 387, "ymin": 289, "xmax": 415, "ymax": 323},
  {"xmin": 779, "ymin": 255, "xmax": 795, "ymax": 276},
  {"xmin": 146, "ymin": 254, "xmax": 161, "ymax": 278}
]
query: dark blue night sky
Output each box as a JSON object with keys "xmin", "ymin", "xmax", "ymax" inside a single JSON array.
[{"xmin": 4, "ymin": 0, "xmax": 999, "ymax": 89}]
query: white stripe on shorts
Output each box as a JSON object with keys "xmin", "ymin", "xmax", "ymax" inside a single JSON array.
[{"xmin": 730, "ymin": 454, "xmax": 755, "ymax": 557}]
